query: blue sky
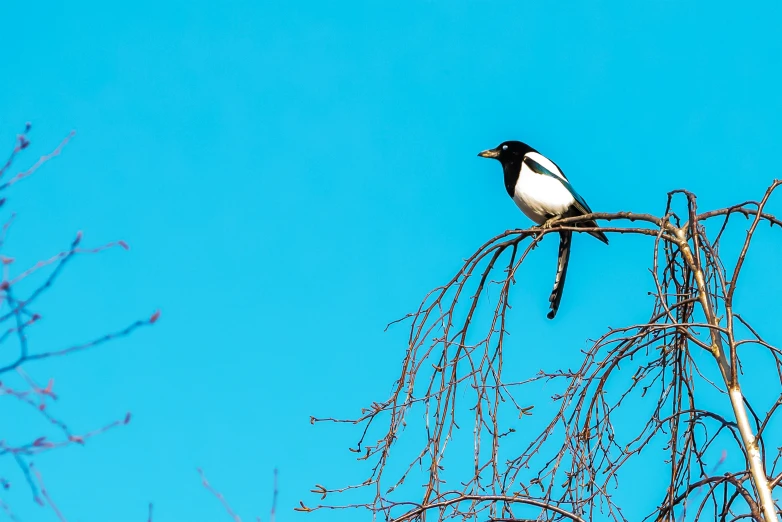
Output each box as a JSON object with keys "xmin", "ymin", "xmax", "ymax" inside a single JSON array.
[{"xmin": 2, "ymin": 1, "xmax": 782, "ymax": 521}]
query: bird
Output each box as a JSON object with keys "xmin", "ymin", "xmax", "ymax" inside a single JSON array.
[{"xmin": 478, "ymin": 140, "xmax": 608, "ymax": 319}]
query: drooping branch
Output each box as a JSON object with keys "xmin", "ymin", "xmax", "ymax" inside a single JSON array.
[{"xmin": 306, "ymin": 182, "xmax": 782, "ymax": 522}]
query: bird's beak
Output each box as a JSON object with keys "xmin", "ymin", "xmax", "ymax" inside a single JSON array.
[{"xmin": 478, "ymin": 148, "xmax": 500, "ymax": 159}]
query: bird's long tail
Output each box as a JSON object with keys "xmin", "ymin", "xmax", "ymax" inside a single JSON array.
[{"xmin": 547, "ymin": 230, "xmax": 572, "ymax": 319}]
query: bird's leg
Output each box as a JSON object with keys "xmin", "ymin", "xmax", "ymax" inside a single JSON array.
[
  {"xmin": 529, "ymin": 216, "xmax": 562, "ymax": 242},
  {"xmin": 541, "ymin": 216, "xmax": 559, "ymax": 229},
  {"xmin": 535, "ymin": 215, "xmax": 560, "ymax": 230}
]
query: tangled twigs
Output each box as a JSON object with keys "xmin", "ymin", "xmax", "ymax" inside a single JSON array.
[{"xmin": 306, "ymin": 182, "xmax": 782, "ymax": 522}]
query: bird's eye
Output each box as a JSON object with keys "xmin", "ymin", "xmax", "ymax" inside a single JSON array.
[{"xmin": 502, "ymin": 145, "xmax": 508, "ymax": 151}]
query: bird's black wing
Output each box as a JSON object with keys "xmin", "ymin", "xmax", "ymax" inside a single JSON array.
[
  {"xmin": 523, "ymin": 155, "xmax": 594, "ymax": 216},
  {"xmin": 523, "ymin": 155, "xmax": 608, "ymax": 244}
]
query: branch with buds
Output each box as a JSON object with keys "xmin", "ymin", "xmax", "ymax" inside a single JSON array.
[{"xmin": 0, "ymin": 126, "xmax": 159, "ymax": 520}]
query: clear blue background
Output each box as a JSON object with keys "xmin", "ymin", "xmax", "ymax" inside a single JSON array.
[{"xmin": 1, "ymin": 1, "xmax": 781, "ymax": 521}]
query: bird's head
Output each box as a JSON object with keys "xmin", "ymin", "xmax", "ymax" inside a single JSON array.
[{"xmin": 477, "ymin": 141, "xmax": 533, "ymax": 166}]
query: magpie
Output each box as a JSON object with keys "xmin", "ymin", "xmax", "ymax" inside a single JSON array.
[{"xmin": 478, "ymin": 140, "xmax": 608, "ymax": 319}]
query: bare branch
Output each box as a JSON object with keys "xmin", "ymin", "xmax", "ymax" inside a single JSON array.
[{"xmin": 308, "ymin": 181, "xmax": 782, "ymax": 522}]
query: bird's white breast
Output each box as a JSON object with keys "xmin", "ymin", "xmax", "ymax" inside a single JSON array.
[{"xmin": 512, "ymin": 152, "xmax": 575, "ymax": 225}]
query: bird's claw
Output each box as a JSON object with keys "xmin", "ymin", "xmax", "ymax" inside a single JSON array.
[{"xmin": 536, "ymin": 217, "xmax": 559, "ymax": 230}]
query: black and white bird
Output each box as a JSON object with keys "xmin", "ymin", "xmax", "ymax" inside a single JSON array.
[{"xmin": 478, "ymin": 140, "xmax": 608, "ymax": 319}]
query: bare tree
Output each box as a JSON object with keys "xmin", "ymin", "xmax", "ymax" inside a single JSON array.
[
  {"xmin": 302, "ymin": 181, "xmax": 782, "ymax": 521},
  {"xmin": 0, "ymin": 125, "xmax": 157, "ymax": 520}
]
